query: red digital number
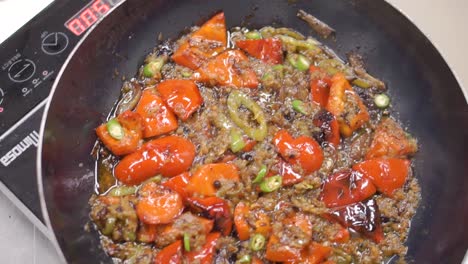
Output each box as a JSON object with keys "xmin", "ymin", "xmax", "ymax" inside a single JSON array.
[
  {"xmin": 92, "ymin": 0, "xmax": 110, "ymax": 15},
  {"xmin": 80, "ymin": 8, "xmax": 98, "ymax": 27},
  {"xmin": 68, "ymin": 19, "xmax": 86, "ymax": 36}
]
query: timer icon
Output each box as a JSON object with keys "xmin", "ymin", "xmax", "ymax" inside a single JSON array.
[{"xmin": 41, "ymin": 32, "xmax": 69, "ymax": 55}]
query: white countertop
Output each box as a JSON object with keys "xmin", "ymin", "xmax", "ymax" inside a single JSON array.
[{"xmin": 0, "ymin": 0, "xmax": 467, "ymax": 263}]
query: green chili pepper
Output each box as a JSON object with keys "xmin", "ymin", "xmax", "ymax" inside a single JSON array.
[
  {"xmin": 287, "ymin": 54, "xmax": 311, "ymax": 71},
  {"xmin": 352, "ymin": 78, "xmax": 372, "ymax": 89},
  {"xmin": 183, "ymin": 233, "xmax": 191, "ymax": 251},
  {"xmin": 124, "ymin": 230, "xmax": 136, "ymax": 241},
  {"xmin": 108, "ymin": 186, "xmax": 137, "ymax": 196},
  {"xmin": 374, "ymin": 93, "xmax": 390, "ymax": 109},
  {"xmin": 230, "ymin": 129, "xmax": 246, "ymax": 153},
  {"xmin": 292, "ymin": 99, "xmax": 307, "ymax": 114},
  {"xmin": 252, "ymin": 165, "xmax": 267, "ymax": 184},
  {"xmin": 181, "ymin": 71, "xmax": 192, "ymax": 78},
  {"xmin": 245, "ymin": 31, "xmax": 262, "ymax": 40},
  {"xmin": 260, "ymin": 175, "xmax": 282, "ymax": 192},
  {"xmin": 250, "ymin": 234, "xmax": 266, "ymax": 251},
  {"xmin": 227, "ymin": 91, "xmax": 268, "ymax": 141},
  {"xmin": 272, "ymin": 64, "xmax": 284, "ymax": 71},
  {"xmin": 143, "ymin": 56, "xmax": 166, "ymax": 78},
  {"xmin": 238, "ymin": 255, "xmax": 252, "ymax": 263},
  {"xmin": 317, "ymin": 58, "xmax": 354, "ymax": 77},
  {"xmin": 102, "ymin": 217, "xmax": 116, "ymax": 236},
  {"xmin": 106, "ymin": 119, "xmax": 124, "ymax": 140},
  {"xmin": 278, "ymin": 35, "xmax": 320, "ymax": 52}
]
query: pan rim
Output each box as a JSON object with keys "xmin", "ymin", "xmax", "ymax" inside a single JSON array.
[{"xmin": 35, "ymin": 0, "xmax": 467, "ymax": 262}]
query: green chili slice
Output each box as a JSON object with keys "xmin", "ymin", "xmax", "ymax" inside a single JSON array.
[
  {"xmin": 245, "ymin": 31, "xmax": 262, "ymax": 40},
  {"xmin": 102, "ymin": 217, "xmax": 116, "ymax": 236},
  {"xmin": 183, "ymin": 233, "xmax": 191, "ymax": 251},
  {"xmin": 287, "ymin": 54, "xmax": 311, "ymax": 71},
  {"xmin": 292, "ymin": 99, "xmax": 307, "ymax": 114},
  {"xmin": 143, "ymin": 57, "xmax": 166, "ymax": 78},
  {"xmin": 230, "ymin": 129, "xmax": 246, "ymax": 153},
  {"xmin": 108, "ymin": 186, "xmax": 137, "ymax": 196},
  {"xmin": 352, "ymin": 78, "xmax": 372, "ymax": 89},
  {"xmin": 374, "ymin": 93, "xmax": 390, "ymax": 109},
  {"xmin": 238, "ymin": 255, "xmax": 252, "ymax": 263},
  {"xmin": 250, "ymin": 234, "xmax": 266, "ymax": 251},
  {"xmin": 259, "ymin": 175, "xmax": 282, "ymax": 193},
  {"xmin": 227, "ymin": 91, "xmax": 268, "ymax": 141},
  {"xmin": 106, "ymin": 119, "xmax": 124, "ymax": 140},
  {"xmin": 253, "ymin": 165, "xmax": 267, "ymax": 184},
  {"xmin": 181, "ymin": 71, "xmax": 192, "ymax": 78}
]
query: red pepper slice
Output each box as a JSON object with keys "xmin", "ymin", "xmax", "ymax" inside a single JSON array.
[
  {"xmin": 172, "ymin": 13, "xmax": 227, "ymax": 70},
  {"xmin": 155, "ymin": 240, "xmax": 183, "ymax": 264},
  {"xmin": 195, "ymin": 50, "xmax": 259, "ymax": 89},
  {"xmin": 157, "ymin": 80, "xmax": 203, "ymax": 121},
  {"xmin": 114, "ymin": 136, "xmax": 195, "ymax": 185},
  {"xmin": 320, "ymin": 169, "xmax": 376, "ymax": 208},
  {"xmin": 326, "ymin": 199, "xmax": 384, "ymax": 243},
  {"xmin": 95, "ymin": 110, "xmax": 143, "ymax": 156},
  {"xmin": 236, "ymin": 38, "xmax": 283, "ymax": 64},
  {"xmin": 366, "ymin": 118, "xmax": 418, "ymax": 159},
  {"xmin": 312, "ymin": 109, "xmax": 340, "ymax": 147},
  {"xmin": 273, "ymin": 130, "xmax": 324, "ymax": 175},
  {"xmin": 134, "ymin": 89, "xmax": 178, "ymax": 138},
  {"xmin": 186, "ymin": 163, "xmax": 240, "ymax": 197},
  {"xmin": 353, "ymin": 158, "xmax": 410, "ymax": 196},
  {"xmin": 284, "ymin": 242, "xmax": 332, "ymax": 264},
  {"xmin": 162, "ymin": 172, "xmax": 191, "ymax": 201},
  {"xmin": 309, "ymin": 65, "xmax": 332, "ymax": 108},
  {"xmin": 184, "ymin": 232, "xmax": 221, "ymax": 263},
  {"xmin": 186, "ymin": 197, "xmax": 233, "ymax": 236},
  {"xmin": 326, "ymin": 73, "xmax": 369, "ymax": 138}
]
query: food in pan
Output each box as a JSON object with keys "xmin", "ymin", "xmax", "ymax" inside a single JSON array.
[{"xmin": 90, "ymin": 11, "xmax": 420, "ymax": 264}]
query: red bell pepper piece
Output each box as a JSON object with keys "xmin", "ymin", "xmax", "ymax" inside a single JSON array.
[
  {"xmin": 95, "ymin": 110, "xmax": 143, "ymax": 156},
  {"xmin": 234, "ymin": 202, "xmax": 250, "ymax": 240},
  {"xmin": 114, "ymin": 136, "xmax": 195, "ymax": 185},
  {"xmin": 273, "ymin": 130, "xmax": 324, "ymax": 175},
  {"xmin": 134, "ymin": 89, "xmax": 178, "ymax": 138},
  {"xmin": 162, "ymin": 172, "xmax": 191, "ymax": 201},
  {"xmin": 366, "ymin": 118, "xmax": 418, "ymax": 159},
  {"xmin": 172, "ymin": 13, "xmax": 227, "ymax": 70},
  {"xmin": 236, "ymin": 38, "xmax": 283, "ymax": 64},
  {"xmin": 312, "ymin": 109, "xmax": 340, "ymax": 147},
  {"xmin": 326, "ymin": 199, "xmax": 384, "ymax": 243},
  {"xmin": 136, "ymin": 182, "xmax": 183, "ymax": 225},
  {"xmin": 184, "ymin": 232, "xmax": 221, "ymax": 263},
  {"xmin": 155, "ymin": 240, "xmax": 183, "ymax": 264},
  {"xmin": 157, "ymin": 80, "xmax": 203, "ymax": 121},
  {"xmin": 320, "ymin": 169, "xmax": 376, "ymax": 208},
  {"xmin": 186, "ymin": 197, "xmax": 233, "ymax": 236},
  {"xmin": 186, "ymin": 163, "xmax": 240, "ymax": 196},
  {"xmin": 284, "ymin": 242, "xmax": 332, "ymax": 264},
  {"xmin": 326, "ymin": 73, "xmax": 369, "ymax": 137},
  {"xmin": 309, "ymin": 65, "xmax": 332, "ymax": 108},
  {"xmin": 265, "ymin": 213, "xmax": 312, "ymax": 262},
  {"xmin": 353, "ymin": 158, "xmax": 410, "ymax": 196},
  {"xmin": 195, "ymin": 50, "xmax": 259, "ymax": 89}
]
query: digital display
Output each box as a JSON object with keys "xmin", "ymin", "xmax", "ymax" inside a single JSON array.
[{"xmin": 65, "ymin": 0, "xmax": 122, "ymax": 36}]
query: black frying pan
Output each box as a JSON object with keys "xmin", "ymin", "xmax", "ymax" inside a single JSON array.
[{"xmin": 37, "ymin": 0, "xmax": 468, "ymax": 263}]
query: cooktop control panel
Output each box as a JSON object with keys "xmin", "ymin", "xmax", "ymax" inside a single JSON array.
[{"xmin": 0, "ymin": 0, "xmax": 123, "ymax": 226}]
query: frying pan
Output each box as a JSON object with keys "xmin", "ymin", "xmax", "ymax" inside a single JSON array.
[{"xmin": 37, "ymin": 0, "xmax": 468, "ymax": 263}]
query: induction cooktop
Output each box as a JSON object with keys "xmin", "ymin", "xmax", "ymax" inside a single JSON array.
[{"xmin": 0, "ymin": 0, "xmax": 123, "ymax": 235}]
